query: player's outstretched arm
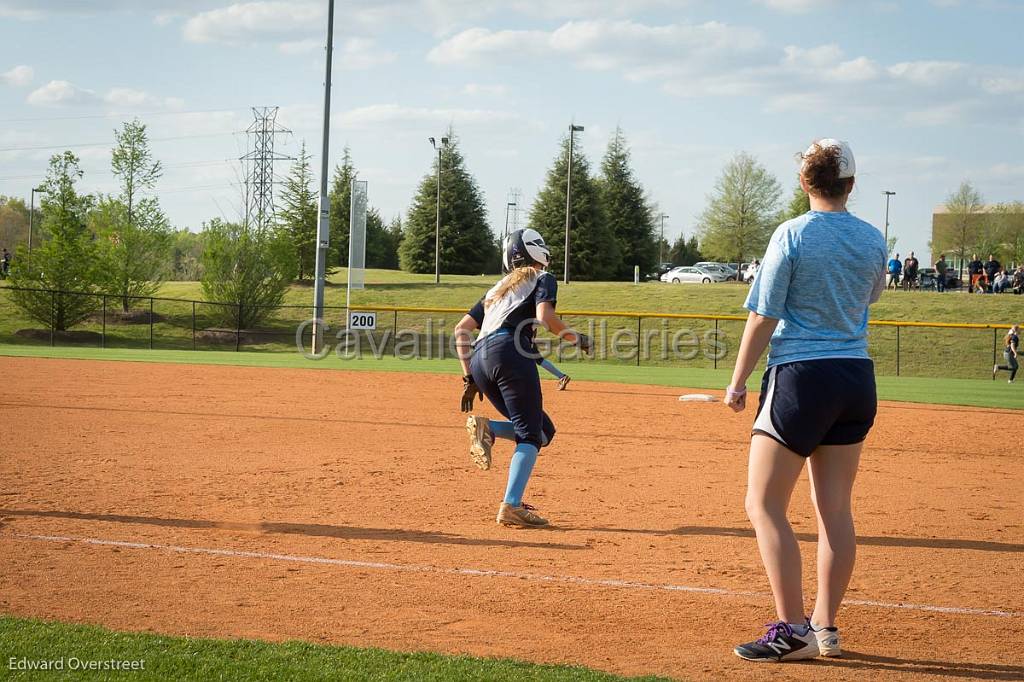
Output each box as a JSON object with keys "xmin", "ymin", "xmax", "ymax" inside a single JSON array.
[{"xmin": 537, "ymin": 302, "xmax": 591, "ymax": 353}]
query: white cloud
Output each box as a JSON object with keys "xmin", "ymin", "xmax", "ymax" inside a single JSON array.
[
  {"xmin": 334, "ymin": 104, "xmax": 540, "ymax": 132},
  {"xmin": 183, "ymin": 1, "xmax": 323, "ymax": 46},
  {"xmin": 338, "ymin": 38, "xmax": 398, "ymax": 70},
  {"xmin": 463, "ymin": 83, "xmax": 509, "ymax": 97},
  {"xmin": 26, "ymin": 80, "xmax": 97, "ymax": 107},
  {"xmin": 887, "ymin": 60, "xmax": 966, "ymax": 86},
  {"xmin": 103, "ymin": 87, "xmax": 185, "ymax": 110},
  {"xmin": 754, "ymin": 0, "xmax": 837, "ymax": 12},
  {"xmin": 1, "ymin": 64, "xmax": 33, "ymax": 87}
]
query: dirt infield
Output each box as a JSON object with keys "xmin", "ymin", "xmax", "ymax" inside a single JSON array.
[{"xmin": 1, "ymin": 356, "xmax": 1022, "ymax": 681}]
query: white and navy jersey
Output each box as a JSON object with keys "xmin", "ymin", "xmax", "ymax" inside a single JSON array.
[{"xmin": 466, "ymin": 271, "xmax": 557, "ymax": 350}]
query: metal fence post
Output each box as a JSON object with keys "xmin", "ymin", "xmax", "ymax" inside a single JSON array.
[
  {"xmin": 992, "ymin": 327, "xmax": 997, "ymax": 369},
  {"xmin": 192, "ymin": 301, "xmax": 197, "ymax": 351},
  {"xmin": 149, "ymin": 297, "xmax": 154, "ymax": 350},
  {"xmin": 636, "ymin": 316, "xmax": 641, "ymax": 367},
  {"xmin": 393, "ymin": 310, "xmax": 398, "ymax": 358},
  {"xmin": 101, "ymin": 295, "xmax": 106, "ymax": 349},
  {"xmin": 236, "ymin": 303, "xmax": 242, "ymax": 351},
  {"xmin": 896, "ymin": 325, "xmax": 901, "ymax": 377},
  {"xmin": 50, "ymin": 290, "xmax": 55, "ymax": 346},
  {"xmin": 714, "ymin": 318, "xmax": 719, "ymax": 370}
]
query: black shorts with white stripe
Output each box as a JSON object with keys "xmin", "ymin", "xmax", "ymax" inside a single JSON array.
[{"xmin": 753, "ymin": 358, "xmax": 877, "ymax": 457}]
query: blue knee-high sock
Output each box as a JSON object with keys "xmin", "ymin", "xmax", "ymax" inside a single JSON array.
[
  {"xmin": 488, "ymin": 420, "xmax": 516, "ymax": 441},
  {"xmin": 539, "ymin": 358, "xmax": 566, "ymax": 379},
  {"xmin": 503, "ymin": 442, "xmax": 539, "ymax": 507}
]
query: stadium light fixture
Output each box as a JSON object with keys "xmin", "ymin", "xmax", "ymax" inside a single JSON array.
[
  {"xmin": 430, "ymin": 136, "xmax": 450, "ymax": 284},
  {"xmin": 564, "ymin": 123, "xmax": 584, "ymax": 284},
  {"xmin": 882, "ymin": 190, "xmax": 896, "ymax": 244}
]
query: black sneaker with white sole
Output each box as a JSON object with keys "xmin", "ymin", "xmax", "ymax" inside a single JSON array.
[{"xmin": 734, "ymin": 621, "xmax": 819, "ymax": 662}]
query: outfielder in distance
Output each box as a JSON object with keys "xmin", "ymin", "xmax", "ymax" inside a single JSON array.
[
  {"xmin": 454, "ymin": 229, "xmax": 591, "ymax": 528},
  {"xmin": 725, "ymin": 139, "xmax": 887, "ymax": 662}
]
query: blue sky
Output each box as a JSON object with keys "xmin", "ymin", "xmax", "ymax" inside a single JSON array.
[{"xmin": 2, "ymin": 0, "xmax": 1022, "ymax": 263}]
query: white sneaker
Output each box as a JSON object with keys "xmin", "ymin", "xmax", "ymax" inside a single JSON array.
[{"xmin": 811, "ymin": 624, "xmax": 841, "ymax": 657}]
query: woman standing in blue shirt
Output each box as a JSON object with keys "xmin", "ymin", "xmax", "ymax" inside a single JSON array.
[{"xmin": 725, "ymin": 139, "xmax": 887, "ymax": 662}]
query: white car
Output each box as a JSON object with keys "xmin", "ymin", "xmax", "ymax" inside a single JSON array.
[
  {"xmin": 660, "ymin": 266, "xmax": 728, "ymax": 284},
  {"xmin": 695, "ymin": 262, "xmax": 739, "ymax": 281}
]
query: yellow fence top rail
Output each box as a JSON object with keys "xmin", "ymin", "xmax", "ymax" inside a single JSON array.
[{"xmin": 348, "ymin": 304, "xmax": 1011, "ymax": 330}]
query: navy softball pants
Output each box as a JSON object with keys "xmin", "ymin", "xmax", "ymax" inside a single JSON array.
[{"xmin": 470, "ymin": 332, "xmax": 556, "ymax": 449}]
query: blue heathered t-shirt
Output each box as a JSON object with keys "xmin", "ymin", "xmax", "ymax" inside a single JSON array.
[{"xmin": 745, "ymin": 210, "xmax": 887, "ymax": 367}]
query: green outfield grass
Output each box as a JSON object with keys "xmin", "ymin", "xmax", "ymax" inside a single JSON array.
[
  {"xmin": 2, "ymin": 344, "xmax": 1019, "ymax": 409},
  {"xmin": 0, "ymin": 617, "xmax": 669, "ymax": 682}
]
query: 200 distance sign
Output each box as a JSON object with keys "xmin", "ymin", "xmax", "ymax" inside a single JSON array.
[{"xmin": 349, "ymin": 312, "xmax": 377, "ymax": 330}]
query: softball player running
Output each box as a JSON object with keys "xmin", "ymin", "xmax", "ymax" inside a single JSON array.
[
  {"xmin": 724, "ymin": 139, "xmax": 887, "ymax": 662},
  {"xmin": 992, "ymin": 324, "xmax": 1019, "ymax": 383},
  {"xmin": 454, "ymin": 315, "xmax": 573, "ymax": 390},
  {"xmin": 453, "ymin": 228, "xmax": 590, "ymax": 527}
]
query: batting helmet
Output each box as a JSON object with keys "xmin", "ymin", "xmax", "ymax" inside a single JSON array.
[{"xmin": 503, "ymin": 228, "xmax": 550, "ymax": 272}]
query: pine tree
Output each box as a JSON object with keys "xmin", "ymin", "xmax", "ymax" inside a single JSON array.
[
  {"xmin": 329, "ymin": 147, "xmax": 402, "ymax": 270},
  {"xmin": 669, "ymin": 234, "xmax": 704, "ymax": 266},
  {"xmin": 530, "ymin": 136, "xmax": 619, "ymax": 281},
  {"xmin": 399, "ymin": 130, "xmax": 496, "ymax": 275},
  {"xmin": 598, "ymin": 127, "xmax": 657, "ymax": 279},
  {"xmin": 328, "ymin": 147, "xmax": 356, "ymax": 267},
  {"xmin": 9, "ymin": 151, "xmax": 100, "ymax": 330},
  {"xmin": 698, "ymin": 152, "xmax": 781, "ymax": 267},
  {"xmin": 276, "ymin": 141, "xmax": 323, "ymax": 281}
]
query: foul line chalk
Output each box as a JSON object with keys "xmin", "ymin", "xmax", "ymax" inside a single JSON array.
[{"xmin": 9, "ymin": 532, "xmax": 1021, "ymax": 619}]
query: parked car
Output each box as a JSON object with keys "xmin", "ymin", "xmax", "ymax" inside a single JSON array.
[
  {"xmin": 660, "ymin": 266, "xmax": 729, "ymax": 284},
  {"xmin": 694, "ymin": 262, "xmax": 739, "ymax": 281},
  {"xmin": 647, "ymin": 262, "xmax": 676, "ymax": 281}
]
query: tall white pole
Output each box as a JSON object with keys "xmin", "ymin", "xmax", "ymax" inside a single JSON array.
[
  {"xmin": 434, "ymin": 145, "xmax": 442, "ymax": 285},
  {"xmin": 312, "ymin": 0, "xmax": 335, "ymax": 353}
]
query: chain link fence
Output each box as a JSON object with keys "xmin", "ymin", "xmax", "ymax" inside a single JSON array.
[{"xmin": 0, "ymin": 285, "xmax": 1008, "ymax": 379}]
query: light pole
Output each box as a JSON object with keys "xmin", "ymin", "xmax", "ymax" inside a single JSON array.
[
  {"xmin": 311, "ymin": 0, "xmax": 335, "ymax": 355},
  {"xmin": 504, "ymin": 201, "xmax": 516, "ymax": 241},
  {"xmin": 882, "ymin": 190, "xmax": 896, "ymax": 244},
  {"xmin": 29, "ymin": 185, "xmax": 47, "ymax": 263},
  {"xmin": 564, "ymin": 123, "xmax": 584, "ymax": 284},
  {"xmin": 659, "ymin": 213, "xmax": 669, "ymax": 264},
  {"xmin": 430, "ymin": 136, "xmax": 449, "ymax": 285}
]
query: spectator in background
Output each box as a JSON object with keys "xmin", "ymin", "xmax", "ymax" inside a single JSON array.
[
  {"xmin": 992, "ymin": 268, "xmax": 1011, "ymax": 294},
  {"xmin": 1013, "ymin": 267, "xmax": 1024, "ymax": 295},
  {"xmin": 984, "ymin": 254, "xmax": 1001, "ymax": 292},
  {"xmin": 968, "ymin": 254, "xmax": 984, "ymax": 293},
  {"xmin": 747, "ymin": 259, "xmax": 760, "ymax": 284},
  {"xmin": 903, "ymin": 252, "xmax": 920, "ymax": 290},
  {"xmin": 887, "ymin": 253, "xmax": 902, "ymax": 290},
  {"xmin": 934, "ymin": 254, "xmax": 948, "ymax": 293},
  {"xmin": 1, "ymin": 248, "xmax": 9, "ymax": 278}
]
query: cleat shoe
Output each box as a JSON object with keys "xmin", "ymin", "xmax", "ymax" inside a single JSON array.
[
  {"xmin": 993, "ymin": 364, "xmax": 999, "ymax": 379},
  {"xmin": 466, "ymin": 415, "xmax": 493, "ymax": 471},
  {"xmin": 558, "ymin": 375, "xmax": 571, "ymax": 391},
  {"xmin": 496, "ymin": 502, "xmax": 549, "ymax": 528},
  {"xmin": 811, "ymin": 624, "xmax": 841, "ymax": 658},
  {"xmin": 734, "ymin": 621, "xmax": 819, "ymax": 662}
]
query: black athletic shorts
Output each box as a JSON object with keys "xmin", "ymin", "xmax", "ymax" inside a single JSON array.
[{"xmin": 753, "ymin": 358, "xmax": 877, "ymax": 457}]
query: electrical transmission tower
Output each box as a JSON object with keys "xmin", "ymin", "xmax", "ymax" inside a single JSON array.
[{"xmin": 240, "ymin": 106, "xmax": 292, "ymax": 231}]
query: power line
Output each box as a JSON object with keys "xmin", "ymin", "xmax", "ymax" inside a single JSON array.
[
  {"xmin": 0, "ymin": 107, "xmax": 248, "ymax": 124},
  {"xmin": 0, "ymin": 131, "xmax": 241, "ymax": 153},
  {"xmin": 0, "ymin": 159, "xmax": 236, "ymax": 182}
]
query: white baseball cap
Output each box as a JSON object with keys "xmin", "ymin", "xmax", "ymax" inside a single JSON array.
[{"xmin": 800, "ymin": 138, "xmax": 856, "ymax": 179}]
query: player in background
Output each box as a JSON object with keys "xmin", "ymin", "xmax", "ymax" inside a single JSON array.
[
  {"xmin": 453, "ymin": 229, "xmax": 590, "ymax": 527},
  {"xmin": 724, "ymin": 139, "xmax": 887, "ymax": 662},
  {"xmin": 993, "ymin": 324, "xmax": 1019, "ymax": 383}
]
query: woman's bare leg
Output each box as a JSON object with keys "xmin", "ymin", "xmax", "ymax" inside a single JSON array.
[
  {"xmin": 745, "ymin": 434, "xmax": 808, "ymax": 623},
  {"xmin": 808, "ymin": 442, "xmax": 862, "ymax": 627}
]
